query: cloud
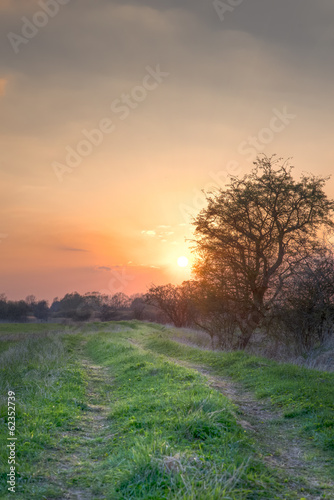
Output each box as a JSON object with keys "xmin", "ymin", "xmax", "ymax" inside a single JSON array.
[
  {"xmin": 57, "ymin": 246, "xmax": 88, "ymax": 253},
  {"xmin": 1, "ymin": 0, "xmax": 333, "ymax": 144},
  {"xmin": 141, "ymin": 230, "xmax": 156, "ymax": 236},
  {"xmin": 97, "ymin": 266, "xmax": 111, "ymax": 271}
]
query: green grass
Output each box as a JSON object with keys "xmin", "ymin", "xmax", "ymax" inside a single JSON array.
[
  {"xmin": 84, "ymin": 331, "xmax": 284, "ymax": 499},
  {"xmin": 0, "ymin": 323, "xmax": 67, "ymax": 336},
  {"xmin": 141, "ymin": 328, "xmax": 334, "ymax": 455},
  {"xmin": 0, "ymin": 323, "xmax": 69, "ymax": 357},
  {"xmin": 1, "ymin": 321, "xmax": 333, "ymax": 499},
  {"xmin": 0, "ymin": 331, "xmax": 86, "ymax": 499}
]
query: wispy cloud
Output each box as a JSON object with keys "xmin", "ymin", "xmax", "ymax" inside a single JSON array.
[
  {"xmin": 97, "ymin": 265, "xmax": 111, "ymax": 271},
  {"xmin": 141, "ymin": 230, "xmax": 156, "ymax": 236},
  {"xmin": 57, "ymin": 246, "xmax": 88, "ymax": 253}
]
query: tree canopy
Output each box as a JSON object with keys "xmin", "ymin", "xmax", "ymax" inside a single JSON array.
[{"xmin": 192, "ymin": 155, "xmax": 334, "ymax": 347}]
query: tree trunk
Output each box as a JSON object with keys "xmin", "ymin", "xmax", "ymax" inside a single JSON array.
[{"xmin": 238, "ymin": 324, "xmax": 254, "ymax": 349}]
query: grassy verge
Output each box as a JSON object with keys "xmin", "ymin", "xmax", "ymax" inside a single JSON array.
[
  {"xmin": 0, "ymin": 331, "xmax": 86, "ymax": 499},
  {"xmin": 140, "ymin": 326, "xmax": 334, "ymax": 458}
]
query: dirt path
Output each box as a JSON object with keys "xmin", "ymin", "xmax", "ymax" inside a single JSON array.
[
  {"xmin": 130, "ymin": 338, "xmax": 334, "ymax": 500},
  {"xmin": 58, "ymin": 349, "xmax": 113, "ymax": 500},
  {"xmin": 65, "ymin": 360, "xmax": 111, "ymax": 500},
  {"xmin": 46, "ymin": 336, "xmax": 333, "ymax": 499},
  {"xmin": 182, "ymin": 362, "xmax": 333, "ymax": 499}
]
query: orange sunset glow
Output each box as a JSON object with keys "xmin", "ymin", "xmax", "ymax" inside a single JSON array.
[{"xmin": 1, "ymin": 1, "xmax": 334, "ymax": 301}]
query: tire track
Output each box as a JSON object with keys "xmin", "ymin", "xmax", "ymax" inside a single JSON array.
[{"xmin": 131, "ymin": 338, "xmax": 334, "ymax": 500}]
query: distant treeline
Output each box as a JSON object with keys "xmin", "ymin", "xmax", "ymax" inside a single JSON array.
[
  {"xmin": 0, "ymin": 292, "xmax": 164, "ymax": 324},
  {"xmin": 0, "ymin": 295, "xmax": 48, "ymax": 322}
]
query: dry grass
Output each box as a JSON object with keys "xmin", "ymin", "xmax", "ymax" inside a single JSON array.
[{"xmin": 169, "ymin": 325, "xmax": 334, "ymax": 372}]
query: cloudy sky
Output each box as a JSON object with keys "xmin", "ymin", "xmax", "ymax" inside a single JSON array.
[{"xmin": 1, "ymin": 0, "xmax": 333, "ymax": 301}]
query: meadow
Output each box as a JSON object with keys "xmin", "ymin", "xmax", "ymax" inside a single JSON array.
[{"xmin": 0, "ymin": 321, "xmax": 333, "ymax": 499}]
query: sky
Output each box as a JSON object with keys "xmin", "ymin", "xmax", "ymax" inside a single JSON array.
[{"xmin": 1, "ymin": 0, "xmax": 334, "ymax": 302}]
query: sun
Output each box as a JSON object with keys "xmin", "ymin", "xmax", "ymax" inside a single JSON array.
[{"xmin": 177, "ymin": 256, "xmax": 189, "ymax": 268}]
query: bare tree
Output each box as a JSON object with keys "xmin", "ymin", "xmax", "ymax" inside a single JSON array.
[
  {"xmin": 146, "ymin": 282, "xmax": 195, "ymax": 327},
  {"xmin": 109, "ymin": 292, "xmax": 131, "ymax": 310},
  {"xmin": 187, "ymin": 277, "xmax": 238, "ymax": 349},
  {"xmin": 273, "ymin": 244, "xmax": 334, "ymax": 352},
  {"xmin": 130, "ymin": 294, "xmax": 146, "ymax": 320},
  {"xmin": 193, "ymin": 155, "xmax": 334, "ymax": 348}
]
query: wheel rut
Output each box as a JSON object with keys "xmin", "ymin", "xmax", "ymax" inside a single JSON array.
[
  {"xmin": 130, "ymin": 338, "xmax": 334, "ymax": 500},
  {"xmin": 59, "ymin": 351, "xmax": 113, "ymax": 500}
]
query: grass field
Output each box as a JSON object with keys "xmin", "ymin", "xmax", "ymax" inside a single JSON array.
[{"xmin": 0, "ymin": 321, "xmax": 333, "ymax": 499}]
